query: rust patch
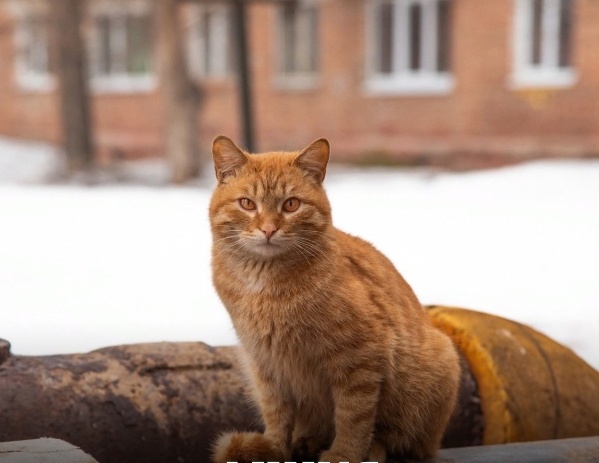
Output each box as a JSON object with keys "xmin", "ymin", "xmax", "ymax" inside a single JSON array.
[
  {"xmin": 0, "ymin": 339, "xmax": 10, "ymax": 364},
  {"xmin": 442, "ymin": 353, "xmax": 485, "ymax": 448}
]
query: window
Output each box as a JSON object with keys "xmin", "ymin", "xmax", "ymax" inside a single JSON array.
[
  {"xmin": 187, "ymin": 5, "xmax": 233, "ymax": 79},
  {"xmin": 512, "ymin": 0, "xmax": 575, "ymax": 88},
  {"xmin": 276, "ymin": 0, "xmax": 319, "ymax": 88},
  {"xmin": 366, "ymin": 0, "xmax": 453, "ymax": 95},
  {"xmin": 13, "ymin": 9, "xmax": 55, "ymax": 91},
  {"xmin": 88, "ymin": 2, "xmax": 155, "ymax": 92}
]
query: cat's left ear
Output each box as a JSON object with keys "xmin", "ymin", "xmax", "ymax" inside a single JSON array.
[
  {"xmin": 212, "ymin": 135, "xmax": 248, "ymax": 183},
  {"xmin": 295, "ymin": 138, "xmax": 330, "ymax": 183}
]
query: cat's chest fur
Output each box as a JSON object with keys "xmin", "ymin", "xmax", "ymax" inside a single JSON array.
[
  {"xmin": 227, "ymin": 257, "xmax": 271, "ymax": 293},
  {"xmin": 215, "ymin": 254, "xmax": 336, "ymax": 360},
  {"xmin": 219, "ymin": 259, "xmax": 328, "ymax": 336}
]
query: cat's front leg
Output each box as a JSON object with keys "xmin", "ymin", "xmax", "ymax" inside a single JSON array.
[
  {"xmin": 320, "ymin": 371, "xmax": 382, "ymax": 463},
  {"xmin": 213, "ymin": 366, "xmax": 294, "ymax": 463},
  {"xmin": 252, "ymin": 368, "xmax": 295, "ymax": 458}
]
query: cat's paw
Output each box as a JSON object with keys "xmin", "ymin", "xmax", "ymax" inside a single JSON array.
[
  {"xmin": 367, "ymin": 439, "xmax": 387, "ymax": 463},
  {"xmin": 292, "ymin": 435, "xmax": 325, "ymax": 459},
  {"xmin": 319, "ymin": 449, "xmax": 355, "ymax": 463},
  {"xmin": 212, "ymin": 432, "xmax": 285, "ymax": 463}
]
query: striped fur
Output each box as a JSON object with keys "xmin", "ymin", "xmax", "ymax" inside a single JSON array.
[{"xmin": 209, "ymin": 136, "xmax": 460, "ymax": 463}]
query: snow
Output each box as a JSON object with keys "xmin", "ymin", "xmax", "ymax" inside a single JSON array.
[{"xmin": 1, "ymin": 137, "xmax": 598, "ymax": 372}]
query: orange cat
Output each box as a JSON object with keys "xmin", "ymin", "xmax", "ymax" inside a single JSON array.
[{"xmin": 209, "ymin": 136, "xmax": 460, "ymax": 463}]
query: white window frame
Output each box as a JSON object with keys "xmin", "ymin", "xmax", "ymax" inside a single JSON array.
[
  {"xmin": 274, "ymin": 0, "xmax": 320, "ymax": 90},
  {"xmin": 88, "ymin": 0, "xmax": 156, "ymax": 94},
  {"xmin": 9, "ymin": 1, "xmax": 55, "ymax": 92},
  {"xmin": 186, "ymin": 4, "xmax": 232, "ymax": 80},
  {"xmin": 365, "ymin": 0, "xmax": 454, "ymax": 96},
  {"xmin": 511, "ymin": 0, "xmax": 576, "ymax": 89}
]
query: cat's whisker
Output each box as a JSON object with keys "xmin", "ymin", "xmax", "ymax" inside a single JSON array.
[
  {"xmin": 292, "ymin": 238, "xmax": 335, "ymax": 267},
  {"xmin": 213, "ymin": 236, "xmax": 240, "ymax": 245},
  {"xmin": 289, "ymin": 242, "xmax": 318, "ymax": 266},
  {"xmin": 292, "ymin": 240, "xmax": 322, "ymax": 258},
  {"xmin": 294, "ymin": 228, "xmax": 330, "ymax": 237},
  {"xmin": 213, "ymin": 239, "xmax": 246, "ymax": 259}
]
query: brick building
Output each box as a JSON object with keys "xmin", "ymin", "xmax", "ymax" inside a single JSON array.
[{"xmin": 0, "ymin": 0, "xmax": 598, "ymax": 167}]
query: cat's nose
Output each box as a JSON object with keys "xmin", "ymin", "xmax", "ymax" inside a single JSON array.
[{"xmin": 261, "ymin": 224, "xmax": 279, "ymax": 241}]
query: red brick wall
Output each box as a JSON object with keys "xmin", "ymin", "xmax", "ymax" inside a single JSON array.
[
  {"xmin": 91, "ymin": 91, "xmax": 164, "ymax": 160},
  {"xmin": 0, "ymin": 8, "xmax": 60, "ymax": 144},
  {"xmin": 0, "ymin": 0, "xmax": 598, "ymax": 166},
  {"xmin": 248, "ymin": 0, "xmax": 599, "ymax": 165}
]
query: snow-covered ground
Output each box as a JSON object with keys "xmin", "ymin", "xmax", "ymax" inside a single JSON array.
[{"xmin": 1, "ymin": 137, "xmax": 598, "ymax": 371}]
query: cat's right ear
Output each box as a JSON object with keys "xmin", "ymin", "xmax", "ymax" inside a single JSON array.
[
  {"xmin": 212, "ymin": 136, "xmax": 248, "ymax": 183},
  {"xmin": 295, "ymin": 138, "xmax": 330, "ymax": 183}
]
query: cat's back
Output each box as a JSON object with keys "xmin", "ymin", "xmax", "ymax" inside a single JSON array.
[
  {"xmin": 332, "ymin": 227, "xmax": 423, "ymax": 318},
  {"xmin": 334, "ymin": 228, "xmax": 399, "ymax": 279}
]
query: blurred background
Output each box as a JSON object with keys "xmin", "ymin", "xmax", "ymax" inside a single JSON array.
[
  {"xmin": 0, "ymin": 0, "xmax": 598, "ymax": 369},
  {"xmin": 1, "ymin": 0, "xmax": 597, "ymax": 176}
]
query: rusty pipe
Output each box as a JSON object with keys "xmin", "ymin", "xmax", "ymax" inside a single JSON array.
[{"xmin": 1, "ymin": 307, "xmax": 599, "ymax": 462}]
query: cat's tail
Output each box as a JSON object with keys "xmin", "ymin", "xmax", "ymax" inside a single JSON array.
[{"xmin": 212, "ymin": 431, "xmax": 286, "ymax": 463}]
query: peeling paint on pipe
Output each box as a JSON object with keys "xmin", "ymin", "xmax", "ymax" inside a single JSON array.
[{"xmin": 0, "ymin": 342, "xmax": 256, "ymax": 463}]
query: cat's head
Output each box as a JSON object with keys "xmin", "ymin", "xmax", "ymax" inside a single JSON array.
[{"xmin": 209, "ymin": 136, "xmax": 332, "ymax": 260}]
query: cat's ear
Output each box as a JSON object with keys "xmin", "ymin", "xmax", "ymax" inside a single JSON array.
[
  {"xmin": 212, "ymin": 136, "xmax": 248, "ymax": 183},
  {"xmin": 295, "ymin": 138, "xmax": 330, "ymax": 183}
]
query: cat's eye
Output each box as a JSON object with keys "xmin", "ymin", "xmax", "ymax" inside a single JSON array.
[
  {"xmin": 239, "ymin": 198, "xmax": 256, "ymax": 211},
  {"xmin": 282, "ymin": 197, "xmax": 300, "ymax": 213}
]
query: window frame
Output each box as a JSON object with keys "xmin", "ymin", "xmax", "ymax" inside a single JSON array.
[
  {"xmin": 87, "ymin": 0, "xmax": 156, "ymax": 94},
  {"xmin": 10, "ymin": 2, "xmax": 56, "ymax": 93},
  {"xmin": 511, "ymin": 0, "xmax": 576, "ymax": 89},
  {"xmin": 273, "ymin": 0, "xmax": 320, "ymax": 90},
  {"xmin": 365, "ymin": 0, "xmax": 454, "ymax": 96},
  {"xmin": 186, "ymin": 3, "xmax": 233, "ymax": 81}
]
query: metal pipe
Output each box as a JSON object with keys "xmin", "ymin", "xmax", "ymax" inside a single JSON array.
[{"xmin": 2, "ymin": 307, "xmax": 599, "ymax": 462}]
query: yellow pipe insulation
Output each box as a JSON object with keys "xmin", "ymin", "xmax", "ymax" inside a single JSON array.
[{"xmin": 429, "ymin": 306, "xmax": 599, "ymax": 445}]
